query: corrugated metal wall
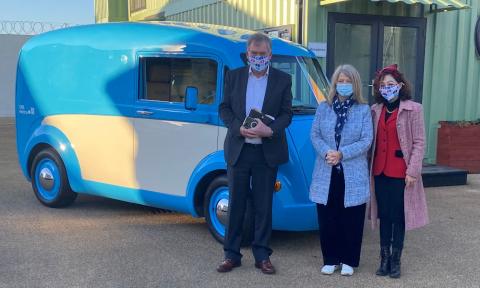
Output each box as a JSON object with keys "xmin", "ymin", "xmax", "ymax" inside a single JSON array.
[
  {"xmin": 98, "ymin": 0, "xmax": 298, "ymax": 35},
  {"xmin": 95, "ymin": 0, "xmax": 129, "ymax": 22},
  {"xmin": 422, "ymin": 0, "xmax": 480, "ymax": 162},
  {"xmin": 166, "ymin": 0, "xmax": 298, "ymax": 40},
  {"xmin": 108, "ymin": 0, "xmax": 129, "ymax": 22},
  {"xmin": 129, "ymin": 0, "xmax": 169, "ymax": 20},
  {"xmin": 95, "ymin": 0, "xmax": 109, "ymax": 23}
]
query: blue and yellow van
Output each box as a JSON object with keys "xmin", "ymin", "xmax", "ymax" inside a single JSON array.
[{"xmin": 16, "ymin": 22, "xmax": 329, "ymax": 243}]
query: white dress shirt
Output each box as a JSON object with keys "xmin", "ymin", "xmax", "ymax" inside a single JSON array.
[{"xmin": 245, "ymin": 66, "xmax": 269, "ymax": 144}]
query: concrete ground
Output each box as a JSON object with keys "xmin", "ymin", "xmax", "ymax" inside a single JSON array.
[{"xmin": 1, "ymin": 117, "xmax": 479, "ymax": 288}]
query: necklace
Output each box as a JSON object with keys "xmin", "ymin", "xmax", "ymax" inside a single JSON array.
[{"xmin": 386, "ymin": 106, "xmax": 398, "ymax": 114}]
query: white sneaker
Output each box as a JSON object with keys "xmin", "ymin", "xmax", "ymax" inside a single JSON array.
[
  {"xmin": 340, "ymin": 264, "xmax": 354, "ymax": 276},
  {"xmin": 321, "ymin": 265, "xmax": 338, "ymax": 275}
]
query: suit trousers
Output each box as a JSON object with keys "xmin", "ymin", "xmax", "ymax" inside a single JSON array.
[
  {"xmin": 316, "ymin": 167, "xmax": 366, "ymax": 267},
  {"xmin": 224, "ymin": 144, "xmax": 278, "ymax": 263}
]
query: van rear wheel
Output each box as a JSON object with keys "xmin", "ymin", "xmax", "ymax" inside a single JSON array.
[
  {"xmin": 30, "ymin": 148, "xmax": 77, "ymax": 207},
  {"xmin": 204, "ymin": 175, "xmax": 254, "ymax": 246}
]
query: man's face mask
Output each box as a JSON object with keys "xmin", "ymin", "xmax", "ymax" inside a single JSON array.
[{"xmin": 248, "ymin": 55, "xmax": 271, "ymax": 72}]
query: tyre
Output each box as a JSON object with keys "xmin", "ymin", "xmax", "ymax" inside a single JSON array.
[
  {"xmin": 30, "ymin": 148, "xmax": 77, "ymax": 207},
  {"xmin": 204, "ymin": 175, "xmax": 254, "ymax": 246}
]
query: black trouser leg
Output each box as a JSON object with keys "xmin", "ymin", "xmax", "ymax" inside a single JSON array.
[
  {"xmin": 339, "ymin": 203, "xmax": 366, "ymax": 267},
  {"xmin": 375, "ymin": 174, "xmax": 406, "ymax": 250},
  {"xmin": 392, "ymin": 221, "xmax": 405, "ymax": 249},
  {"xmin": 224, "ymin": 145, "xmax": 277, "ymax": 263},
  {"xmin": 317, "ymin": 203, "xmax": 341, "ymax": 265},
  {"xmin": 317, "ymin": 168, "xmax": 343, "ymax": 265},
  {"xmin": 317, "ymin": 168, "xmax": 366, "ymax": 267},
  {"xmin": 223, "ymin": 153, "xmax": 251, "ymax": 262},
  {"xmin": 250, "ymin": 159, "xmax": 277, "ymax": 262},
  {"xmin": 380, "ymin": 219, "xmax": 393, "ymax": 247}
]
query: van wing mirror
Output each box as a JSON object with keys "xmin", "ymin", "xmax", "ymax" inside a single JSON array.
[{"xmin": 185, "ymin": 86, "xmax": 198, "ymax": 111}]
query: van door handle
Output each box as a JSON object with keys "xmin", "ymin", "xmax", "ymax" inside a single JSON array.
[{"xmin": 136, "ymin": 110, "xmax": 154, "ymax": 116}]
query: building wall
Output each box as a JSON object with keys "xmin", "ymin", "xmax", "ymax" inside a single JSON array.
[
  {"xmin": 95, "ymin": 0, "xmax": 227, "ymax": 23},
  {"xmin": 95, "ymin": 0, "xmax": 299, "ymax": 39},
  {"xmin": 165, "ymin": 0, "xmax": 299, "ymax": 41},
  {"xmin": 128, "ymin": 0, "xmax": 169, "ymax": 20},
  {"xmin": 422, "ymin": 0, "xmax": 480, "ymax": 162},
  {"xmin": 95, "ymin": 0, "xmax": 110, "ymax": 23},
  {"xmin": 95, "ymin": 0, "xmax": 129, "ymax": 23},
  {"xmin": 129, "ymin": 0, "xmax": 222, "ymax": 20},
  {"xmin": 0, "ymin": 35, "xmax": 31, "ymax": 117}
]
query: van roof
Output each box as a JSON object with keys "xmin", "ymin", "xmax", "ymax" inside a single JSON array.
[
  {"xmin": 22, "ymin": 21, "xmax": 313, "ymax": 63},
  {"xmin": 16, "ymin": 22, "xmax": 316, "ymax": 122}
]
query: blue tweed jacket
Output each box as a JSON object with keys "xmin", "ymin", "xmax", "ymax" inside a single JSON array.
[{"xmin": 309, "ymin": 100, "xmax": 373, "ymax": 207}]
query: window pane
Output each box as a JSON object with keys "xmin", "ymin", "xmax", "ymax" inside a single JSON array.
[
  {"xmin": 143, "ymin": 57, "xmax": 217, "ymax": 104},
  {"xmin": 334, "ymin": 23, "xmax": 372, "ymax": 102},
  {"xmin": 271, "ymin": 55, "xmax": 327, "ymax": 110},
  {"xmin": 171, "ymin": 58, "xmax": 217, "ymax": 104},
  {"xmin": 383, "ymin": 26, "xmax": 417, "ymax": 99},
  {"xmin": 271, "ymin": 56, "xmax": 303, "ymax": 105},
  {"xmin": 145, "ymin": 58, "xmax": 171, "ymax": 102}
]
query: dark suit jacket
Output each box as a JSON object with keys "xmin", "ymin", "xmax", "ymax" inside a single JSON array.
[{"xmin": 219, "ymin": 66, "xmax": 293, "ymax": 167}]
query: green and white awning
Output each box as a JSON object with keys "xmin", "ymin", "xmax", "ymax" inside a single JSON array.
[{"xmin": 320, "ymin": 0, "xmax": 469, "ymax": 9}]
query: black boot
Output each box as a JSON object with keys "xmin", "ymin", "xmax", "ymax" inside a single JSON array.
[
  {"xmin": 376, "ymin": 246, "xmax": 391, "ymax": 276},
  {"xmin": 390, "ymin": 248, "xmax": 402, "ymax": 278}
]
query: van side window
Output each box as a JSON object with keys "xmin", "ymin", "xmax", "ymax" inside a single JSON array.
[{"xmin": 142, "ymin": 57, "xmax": 217, "ymax": 104}]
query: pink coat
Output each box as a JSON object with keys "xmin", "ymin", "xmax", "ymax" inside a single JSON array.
[{"xmin": 369, "ymin": 100, "xmax": 429, "ymax": 231}]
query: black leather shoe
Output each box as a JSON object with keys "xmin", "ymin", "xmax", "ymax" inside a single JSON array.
[
  {"xmin": 216, "ymin": 259, "xmax": 241, "ymax": 273},
  {"xmin": 376, "ymin": 246, "xmax": 391, "ymax": 276},
  {"xmin": 389, "ymin": 248, "xmax": 402, "ymax": 278},
  {"xmin": 255, "ymin": 259, "xmax": 276, "ymax": 274}
]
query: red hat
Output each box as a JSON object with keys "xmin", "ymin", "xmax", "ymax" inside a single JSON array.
[{"xmin": 376, "ymin": 64, "xmax": 401, "ymax": 78}]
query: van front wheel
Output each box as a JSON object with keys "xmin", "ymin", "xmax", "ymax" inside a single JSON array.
[
  {"xmin": 204, "ymin": 175, "xmax": 254, "ymax": 246},
  {"xmin": 30, "ymin": 148, "xmax": 77, "ymax": 207}
]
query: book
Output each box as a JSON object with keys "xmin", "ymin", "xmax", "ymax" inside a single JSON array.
[{"xmin": 242, "ymin": 108, "xmax": 275, "ymax": 129}]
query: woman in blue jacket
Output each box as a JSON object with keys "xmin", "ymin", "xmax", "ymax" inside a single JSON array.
[{"xmin": 310, "ymin": 64, "xmax": 373, "ymax": 276}]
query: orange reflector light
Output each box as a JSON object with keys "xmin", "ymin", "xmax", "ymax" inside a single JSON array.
[{"xmin": 274, "ymin": 180, "xmax": 282, "ymax": 192}]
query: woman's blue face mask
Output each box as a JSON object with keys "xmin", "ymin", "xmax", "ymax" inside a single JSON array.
[{"xmin": 336, "ymin": 83, "xmax": 354, "ymax": 97}]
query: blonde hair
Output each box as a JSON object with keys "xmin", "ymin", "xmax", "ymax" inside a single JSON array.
[{"xmin": 327, "ymin": 64, "xmax": 366, "ymax": 104}]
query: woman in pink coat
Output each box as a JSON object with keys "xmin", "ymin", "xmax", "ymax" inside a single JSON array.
[{"xmin": 370, "ymin": 64, "xmax": 429, "ymax": 279}]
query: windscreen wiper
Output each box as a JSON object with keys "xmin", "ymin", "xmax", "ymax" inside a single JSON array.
[{"xmin": 292, "ymin": 105, "xmax": 317, "ymax": 113}]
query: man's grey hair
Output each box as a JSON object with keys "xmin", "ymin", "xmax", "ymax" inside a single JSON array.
[{"xmin": 247, "ymin": 32, "xmax": 272, "ymax": 51}]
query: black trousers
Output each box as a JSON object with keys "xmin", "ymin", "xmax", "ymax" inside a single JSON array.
[
  {"xmin": 374, "ymin": 174, "xmax": 406, "ymax": 249},
  {"xmin": 316, "ymin": 167, "xmax": 366, "ymax": 267},
  {"xmin": 224, "ymin": 144, "xmax": 278, "ymax": 263}
]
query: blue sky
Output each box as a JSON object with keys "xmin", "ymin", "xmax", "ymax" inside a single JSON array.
[{"xmin": 0, "ymin": 0, "xmax": 94, "ymax": 24}]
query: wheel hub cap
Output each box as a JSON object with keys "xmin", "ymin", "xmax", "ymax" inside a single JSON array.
[
  {"xmin": 39, "ymin": 168, "xmax": 55, "ymax": 190},
  {"xmin": 215, "ymin": 198, "xmax": 229, "ymax": 226}
]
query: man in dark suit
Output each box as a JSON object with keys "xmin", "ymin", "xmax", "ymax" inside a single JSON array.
[{"xmin": 216, "ymin": 33, "xmax": 293, "ymax": 275}]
